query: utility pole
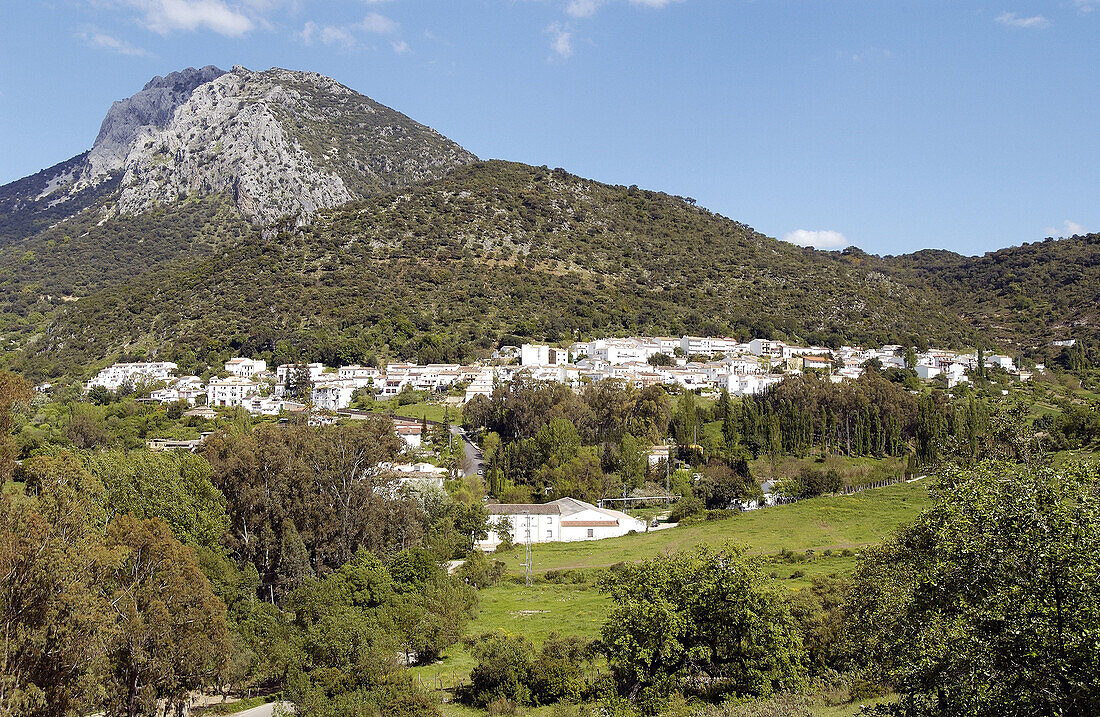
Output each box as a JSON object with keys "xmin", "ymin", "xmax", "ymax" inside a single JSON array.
[
  {"xmin": 665, "ymin": 447, "xmax": 670, "ymax": 501},
  {"xmin": 522, "ymin": 511, "xmax": 533, "ymax": 587}
]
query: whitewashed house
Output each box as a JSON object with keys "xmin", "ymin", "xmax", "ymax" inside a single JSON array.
[
  {"xmin": 479, "ymin": 497, "xmax": 646, "ymax": 549},
  {"xmin": 464, "ymin": 370, "xmax": 495, "ymax": 403},
  {"xmin": 521, "ymin": 344, "xmax": 569, "ymax": 366},
  {"xmin": 275, "ymin": 363, "xmax": 326, "ymax": 385},
  {"xmin": 224, "ymin": 358, "xmax": 267, "ymax": 378},
  {"xmin": 393, "ymin": 420, "xmax": 424, "ymax": 449},
  {"xmin": 207, "ymin": 377, "xmax": 260, "ymax": 408},
  {"xmin": 150, "ymin": 376, "xmax": 205, "ymax": 405},
  {"xmin": 87, "ymin": 362, "xmax": 178, "ymax": 391},
  {"xmin": 311, "ymin": 377, "xmax": 357, "ymax": 411},
  {"xmin": 915, "ymin": 362, "xmax": 941, "ymax": 380},
  {"xmin": 388, "ymin": 462, "xmax": 449, "ymax": 492}
]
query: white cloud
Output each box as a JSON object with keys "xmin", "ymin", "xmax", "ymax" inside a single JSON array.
[
  {"xmin": 1074, "ymin": 0, "xmax": 1097, "ymax": 12},
  {"xmin": 130, "ymin": 0, "xmax": 255, "ymax": 36},
  {"xmin": 783, "ymin": 230, "xmax": 849, "ymax": 249},
  {"xmin": 563, "ymin": 0, "xmax": 682, "ymax": 18},
  {"xmin": 995, "ymin": 11, "xmax": 1050, "ymax": 28},
  {"xmin": 320, "ymin": 24, "xmax": 356, "ymax": 47},
  {"xmin": 547, "ymin": 22, "xmax": 572, "ymax": 58},
  {"xmin": 300, "ymin": 13, "xmax": 405, "ymax": 49},
  {"xmin": 1045, "ymin": 220, "xmax": 1089, "ymax": 237},
  {"xmin": 361, "ymin": 11, "xmax": 397, "ymax": 34},
  {"xmin": 565, "ymin": 0, "xmax": 600, "ymax": 17},
  {"xmin": 79, "ymin": 30, "xmax": 150, "ymax": 56}
]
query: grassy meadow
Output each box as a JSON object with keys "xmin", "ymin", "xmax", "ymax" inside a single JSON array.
[
  {"xmin": 490, "ymin": 480, "xmax": 929, "ymax": 574},
  {"xmin": 415, "ymin": 480, "xmax": 930, "ymax": 715}
]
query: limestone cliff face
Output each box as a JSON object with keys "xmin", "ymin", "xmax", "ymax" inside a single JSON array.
[
  {"xmin": 1, "ymin": 65, "xmax": 476, "ymax": 233},
  {"xmin": 116, "ymin": 66, "xmax": 476, "ymax": 224},
  {"xmin": 87, "ymin": 65, "xmax": 227, "ymax": 178}
]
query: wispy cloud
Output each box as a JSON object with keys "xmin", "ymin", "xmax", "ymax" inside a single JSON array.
[
  {"xmin": 783, "ymin": 230, "xmax": 849, "ymax": 250},
  {"xmin": 1074, "ymin": 0, "xmax": 1097, "ymax": 12},
  {"xmin": 78, "ymin": 29, "xmax": 150, "ymax": 56},
  {"xmin": 995, "ymin": 11, "xmax": 1050, "ymax": 28},
  {"xmin": 361, "ymin": 11, "xmax": 398, "ymax": 34},
  {"xmin": 564, "ymin": 0, "xmax": 684, "ymax": 17},
  {"xmin": 128, "ymin": 0, "xmax": 255, "ymax": 36},
  {"xmin": 546, "ymin": 22, "xmax": 573, "ymax": 58},
  {"xmin": 298, "ymin": 12, "xmax": 405, "ymax": 51},
  {"xmin": 299, "ymin": 20, "xmax": 355, "ymax": 48},
  {"xmin": 1045, "ymin": 220, "xmax": 1089, "ymax": 237},
  {"xmin": 565, "ymin": 0, "xmax": 600, "ymax": 18}
]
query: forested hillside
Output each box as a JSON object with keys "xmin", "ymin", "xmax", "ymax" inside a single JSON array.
[
  {"xmin": 0, "ymin": 197, "xmax": 253, "ymax": 365},
  {"xmin": 23, "ymin": 161, "xmax": 974, "ymax": 380},
  {"xmin": 874, "ymin": 234, "xmax": 1100, "ymax": 351}
]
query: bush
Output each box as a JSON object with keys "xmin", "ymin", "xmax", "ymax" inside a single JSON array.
[
  {"xmin": 669, "ymin": 496, "xmax": 704, "ymax": 522},
  {"xmin": 456, "ymin": 550, "xmax": 505, "ymax": 589},
  {"xmin": 462, "ymin": 633, "xmax": 532, "ymax": 707}
]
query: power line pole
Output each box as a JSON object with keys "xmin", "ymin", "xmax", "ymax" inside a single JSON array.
[{"xmin": 522, "ymin": 510, "xmax": 533, "ymax": 587}]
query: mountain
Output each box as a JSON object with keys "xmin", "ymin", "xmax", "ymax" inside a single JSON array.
[
  {"xmin": 874, "ymin": 236, "xmax": 1100, "ymax": 351},
  {"xmin": 24, "ymin": 162, "xmax": 976, "ymax": 378},
  {"xmin": 115, "ymin": 66, "xmax": 477, "ymax": 224},
  {"xmin": 2, "ymin": 67, "xmax": 1099, "ymax": 381},
  {"xmin": 0, "ymin": 65, "xmax": 476, "ymax": 234},
  {"xmin": 0, "ymin": 66, "xmax": 226, "ymax": 243}
]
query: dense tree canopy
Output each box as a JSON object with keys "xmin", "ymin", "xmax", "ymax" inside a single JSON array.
[{"xmin": 851, "ymin": 461, "xmax": 1100, "ymax": 716}]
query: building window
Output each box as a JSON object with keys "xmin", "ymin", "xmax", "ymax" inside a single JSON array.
[
  {"xmin": 587, "ymin": 528, "xmax": 594, "ymax": 538},
  {"xmin": 546, "ymin": 530, "xmax": 552, "ymax": 539}
]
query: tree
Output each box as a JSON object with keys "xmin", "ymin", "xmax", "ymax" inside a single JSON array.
[
  {"xmin": 903, "ymin": 346, "xmax": 918, "ymax": 370},
  {"xmin": 695, "ymin": 460, "xmax": 757, "ymax": 509},
  {"xmin": 285, "ymin": 363, "xmax": 314, "ymax": 403},
  {"xmin": 102, "ymin": 515, "xmax": 230, "ymax": 717},
  {"xmin": 601, "ymin": 546, "xmax": 807, "ymax": 710},
  {"xmin": 84, "ymin": 450, "xmax": 229, "ymax": 552},
  {"xmin": 851, "ymin": 461, "xmax": 1100, "ymax": 716},
  {"xmin": 0, "ymin": 372, "xmax": 32, "ymax": 481},
  {"xmin": 0, "ymin": 455, "xmax": 112, "ymax": 717},
  {"xmin": 463, "ymin": 633, "xmax": 532, "ymax": 707},
  {"xmin": 720, "ymin": 390, "xmax": 739, "ymax": 449}
]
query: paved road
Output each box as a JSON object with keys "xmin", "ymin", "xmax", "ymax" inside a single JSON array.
[
  {"xmin": 449, "ymin": 425, "xmax": 483, "ymax": 479},
  {"xmin": 224, "ymin": 701, "xmax": 293, "ymax": 717}
]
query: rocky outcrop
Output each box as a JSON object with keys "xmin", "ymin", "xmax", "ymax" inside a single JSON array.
[
  {"xmin": 1, "ymin": 65, "xmax": 476, "ymax": 233},
  {"xmin": 117, "ymin": 66, "xmax": 476, "ymax": 224},
  {"xmin": 87, "ymin": 65, "xmax": 226, "ymax": 178}
]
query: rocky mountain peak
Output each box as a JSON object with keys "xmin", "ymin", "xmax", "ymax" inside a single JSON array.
[
  {"xmin": 1, "ymin": 65, "xmax": 476, "ymax": 235},
  {"xmin": 88, "ymin": 65, "xmax": 226, "ymax": 178},
  {"xmin": 116, "ymin": 66, "xmax": 477, "ymax": 224}
]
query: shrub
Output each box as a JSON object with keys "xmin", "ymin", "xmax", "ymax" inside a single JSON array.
[{"xmin": 669, "ymin": 496, "xmax": 704, "ymax": 522}]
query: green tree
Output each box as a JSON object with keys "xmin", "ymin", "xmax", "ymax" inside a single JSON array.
[
  {"xmin": 84, "ymin": 450, "xmax": 229, "ymax": 552},
  {"xmin": 102, "ymin": 515, "xmax": 230, "ymax": 717},
  {"xmin": 600, "ymin": 546, "xmax": 807, "ymax": 710},
  {"xmin": 851, "ymin": 461, "xmax": 1100, "ymax": 716},
  {"xmin": 0, "ymin": 455, "xmax": 112, "ymax": 717}
]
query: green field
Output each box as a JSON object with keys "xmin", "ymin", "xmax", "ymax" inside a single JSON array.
[
  {"xmin": 491, "ymin": 480, "xmax": 929, "ymax": 574},
  {"xmin": 362, "ymin": 400, "xmax": 462, "ymax": 424},
  {"xmin": 418, "ymin": 481, "xmax": 929, "ymax": 715}
]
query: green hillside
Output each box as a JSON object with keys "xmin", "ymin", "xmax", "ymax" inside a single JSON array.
[
  {"xmin": 23, "ymin": 161, "xmax": 975, "ymax": 379},
  {"xmin": 874, "ymin": 235, "xmax": 1100, "ymax": 352}
]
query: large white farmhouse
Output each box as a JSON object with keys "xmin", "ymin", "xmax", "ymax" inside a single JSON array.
[{"xmin": 479, "ymin": 497, "xmax": 646, "ymax": 549}]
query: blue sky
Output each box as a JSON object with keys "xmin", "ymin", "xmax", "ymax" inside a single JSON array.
[{"xmin": 1, "ymin": 1, "xmax": 1097, "ymax": 256}]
